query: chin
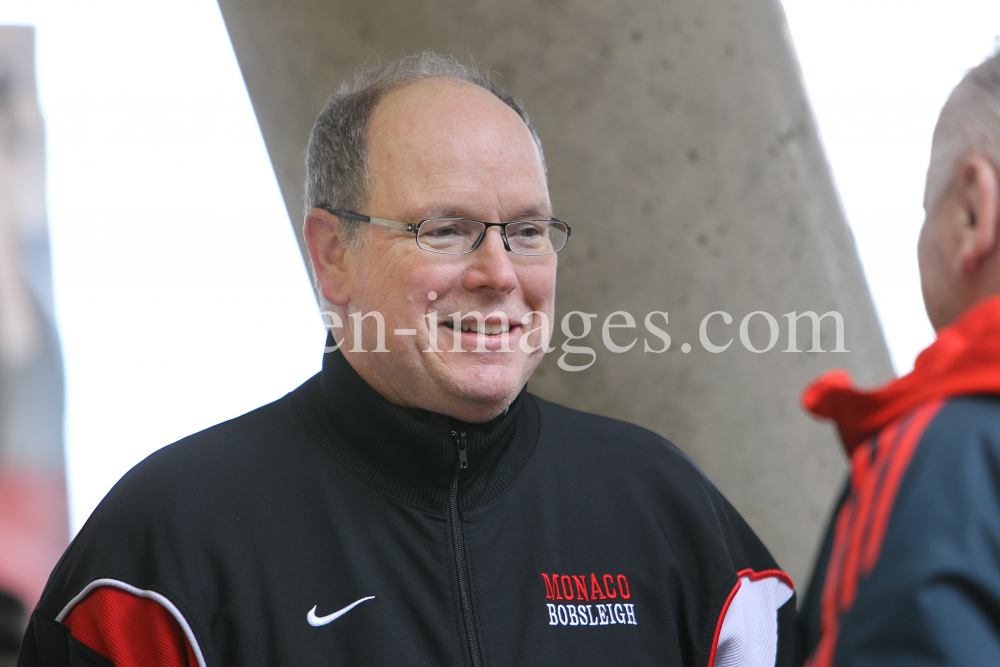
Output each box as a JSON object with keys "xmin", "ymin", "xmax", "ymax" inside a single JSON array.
[{"xmin": 446, "ymin": 363, "xmax": 528, "ymax": 408}]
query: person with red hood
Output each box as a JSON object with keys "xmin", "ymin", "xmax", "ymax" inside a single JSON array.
[{"xmin": 798, "ymin": 51, "xmax": 1000, "ymax": 666}]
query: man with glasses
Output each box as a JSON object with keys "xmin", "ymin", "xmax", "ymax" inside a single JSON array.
[{"xmin": 20, "ymin": 52, "xmax": 794, "ymax": 666}]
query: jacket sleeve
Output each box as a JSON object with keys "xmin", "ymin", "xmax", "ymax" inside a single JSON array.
[
  {"xmin": 830, "ymin": 398, "xmax": 1000, "ymax": 665},
  {"xmin": 710, "ymin": 570, "xmax": 796, "ymax": 667},
  {"xmin": 691, "ymin": 459, "xmax": 798, "ymax": 667},
  {"xmin": 18, "ymin": 586, "xmax": 198, "ymax": 667}
]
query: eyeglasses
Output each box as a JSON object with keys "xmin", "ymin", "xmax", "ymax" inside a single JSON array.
[{"xmin": 321, "ymin": 206, "xmax": 571, "ymax": 256}]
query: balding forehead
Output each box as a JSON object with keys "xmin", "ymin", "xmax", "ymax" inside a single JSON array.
[
  {"xmin": 368, "ymin": 77, "xmax": 546, "ymax": 173},
  {"xmin": 373, "ymin": 78, "xmax": 530, "ymax": 135}
]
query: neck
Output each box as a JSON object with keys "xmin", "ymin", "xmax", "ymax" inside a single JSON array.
[
  {"xmin": 293, "ymin": 345, "xmax": 540, "ymax": 512},
  {"xmin": 339, "ymin": 346, "xmax": 518, "ymax": 424}
]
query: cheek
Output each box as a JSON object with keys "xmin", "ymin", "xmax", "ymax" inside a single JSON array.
[
  {"xmin": 520, "ymin": 264, "xmax": 557, "ymax": 312},
  {"xmin": 917, "ymin": 220, "xmax": 931, "ymax": 265},
  {"xmin": 360, "ymin": 249, "xmax": 452, "ymax": 312},
  {"xmin": 918, "ymin": 220, "xmax": 946, "ymax": 285},
  {"xmin": 417, "ymin": 265, "xmax": 467, "ymax": 304},
  {"xmin": 917, "ymin": 220, "xmax": 951, "ymax": 329},
  {"xmin": 522, "ymin": 280, "xmax": 556, "ymax": 326},
  {"xmin": 917, "ymin": 224, "xmax": 930, "ymax": 277}
]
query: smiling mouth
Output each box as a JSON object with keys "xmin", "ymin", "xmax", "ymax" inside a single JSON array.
[{"xmin": 442, "ymin": 320, "xmax": 512, "ymax": 335}]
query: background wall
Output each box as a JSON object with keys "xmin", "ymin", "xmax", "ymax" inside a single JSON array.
[{"xmin": 216, "ymin": 0, "xmax": 894, "ymax": 586}]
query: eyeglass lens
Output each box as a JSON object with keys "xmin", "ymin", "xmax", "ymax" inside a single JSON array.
[{"xmin": 416, "ymin": 219, "xmax": 569, "ymax": 255}]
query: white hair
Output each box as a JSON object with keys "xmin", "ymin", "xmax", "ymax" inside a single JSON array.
[{"xmin": 926, "ymin": 50, "xmax": 1000, "ymax": 211}]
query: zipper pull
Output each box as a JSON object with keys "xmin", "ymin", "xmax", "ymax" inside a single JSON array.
[{"xmin": 453, "ymin": 431, "xmax": 468, "ymax": 469}]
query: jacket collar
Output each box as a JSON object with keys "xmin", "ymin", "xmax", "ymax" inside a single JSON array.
[
  {"xmin": 803, "ymin": 293, "xmax": 1000, "ymax": 454},
  {"xmin": 291, "ymin": 343, "xmax": 540, "ymax": 513}
]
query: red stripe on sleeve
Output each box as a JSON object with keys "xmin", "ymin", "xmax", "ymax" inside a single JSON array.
[{"xmin": 63, "ymin": 586, "xmax": 198, "ymax": 667}]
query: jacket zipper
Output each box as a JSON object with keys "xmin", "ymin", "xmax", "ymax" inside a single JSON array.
[{"xmin": 450, "ymin": 430, "xmax": 482, "ymax": 667}]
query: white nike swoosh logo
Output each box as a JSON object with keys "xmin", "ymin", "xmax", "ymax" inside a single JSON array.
[{"xmin": 307, "ymin": 596, "xmax": 376, "ymax": 627}]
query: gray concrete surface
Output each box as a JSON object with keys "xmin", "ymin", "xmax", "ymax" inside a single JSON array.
[{"xmin": 217, "ymin": 0, "xmax": 894, "ymax": 588}]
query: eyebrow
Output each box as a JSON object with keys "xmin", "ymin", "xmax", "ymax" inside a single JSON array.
[{"xmin": 415, "ymin": 205, "xmax": 553, "ymax": 221}]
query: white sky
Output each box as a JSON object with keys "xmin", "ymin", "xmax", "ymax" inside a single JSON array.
[
  {"xmin": 1, "ymin": 0, "xmax": 325, "ymax": 532},
  {"xmin": 1, "ymin": 0, "xmax": 997, "ymax": 532}
]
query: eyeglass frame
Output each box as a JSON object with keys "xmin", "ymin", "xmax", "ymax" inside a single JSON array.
[{"xmin": 319, "ymin": 205, "xmax": 571, "ymax": 256}]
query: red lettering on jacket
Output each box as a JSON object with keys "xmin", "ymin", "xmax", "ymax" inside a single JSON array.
[
  {"xmin": 560, "ymin": 575, "xmax": 575, "ymax": 601},
  {"xmin": 617, "ymin": 574, "xmax": 631, "ymax": 599},
  {"xmin": 602, "ymin": 574, "xmax": 618, "ymax": 599},
  {"xmin": 541, "ymin": 573, "xmax": 558, "ymax": 600},
  {"xmin": 591, "ymin": 573, "xmax": 607, "ymax": 599},
  {"xmin": 542, "ymin": 571, "xmax": 632, "ymax": 602}
]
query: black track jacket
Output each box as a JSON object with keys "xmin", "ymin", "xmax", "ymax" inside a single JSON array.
[{"xmin": 21, "ymin": 349, "xmax": 795, "ymax": 666}]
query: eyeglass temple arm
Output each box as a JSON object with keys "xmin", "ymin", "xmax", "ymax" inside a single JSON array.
[{"xmin": 324, "ymin": 207, "xmax": 417, "ymax": 233}]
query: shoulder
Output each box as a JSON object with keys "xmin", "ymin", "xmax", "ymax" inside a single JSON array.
[
  {"xmin": 917, "ymin": 393, "xmax": 1000, "ymax": 456},
  {"xmin": 529, "ymin": 393, "xmax": 697, "ymax": 466},
  {"xmin": 142, "ymin": 383, "xmax": 308, "ymax": 469},
  {"xmin": 844, "ymin": 394, "xmax": 1000, "ymax": 595},
  {"xmin": 896, "ymin": 394, "xmax": 1000, "ymax": 516},
  {"xmin": 833, "ymin": 396, "xmax": 1000, "ymax": 663},
  {"xmin": 94, "ymin": 394, "xmax": 299, "ymax": 516},
  {"xmin": 105, "ymin": 375, "xmax": 328, "ymax": 509},
  {"xmin": 889, "ymin": 394, "xmax": 1000, "ymax": 529},
  {"xmin": 528, "ymin": 393, "xmax": 720, "ymax": 506},
  {"xmin": 527, "ymin": 393, "xmax": 778, "ymax": 572},
  {"xmin": 35, "ymin": 379, "xmax": 321, "ymax": 618},
  {"xmin": 527, "ymin": 395, "xmax": 794, "ymax": 662}
]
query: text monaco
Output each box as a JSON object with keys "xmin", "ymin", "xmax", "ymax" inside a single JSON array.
[
  {"xmin": 322, "ymin": 308, "xmax": 849, "ymax": 372},
  {"xmin": 542, "ymin": 573, "xmax": 637, "ymax": 627}
]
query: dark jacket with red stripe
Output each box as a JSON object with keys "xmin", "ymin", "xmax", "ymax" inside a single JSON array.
[
  {"xmin": 798, "ymin": 295, "xmax": 1000, "ymax": 666},
  {"xmin": 20, "ymin": 347, "xmax": 794, "ymax": 667}
]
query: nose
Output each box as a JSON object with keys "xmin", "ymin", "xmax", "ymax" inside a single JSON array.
[{"xmin": 463, "ymin": 227, "xmax": 518, "ymax": 294}]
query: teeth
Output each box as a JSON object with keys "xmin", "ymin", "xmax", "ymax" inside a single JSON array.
[{"xmin": 456, "ymin": 320, "xmax": 511, "ymax": 335}]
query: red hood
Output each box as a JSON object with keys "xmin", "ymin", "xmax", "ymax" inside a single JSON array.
[{"xmin": 803, "ymin": 294, "xmax": 1000, "ymax": 454}]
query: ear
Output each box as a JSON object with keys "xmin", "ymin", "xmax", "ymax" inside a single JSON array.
[
  {"xmin": 956, "ymin": 155, "xmax": 1000, "ymax": 275},
  {"xmin": 304, "ymin": 207, "xmax": 352, "ymax": 306}
]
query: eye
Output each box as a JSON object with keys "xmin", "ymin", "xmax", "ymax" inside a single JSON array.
[
  {"xmin": 416, "ymin": 219, "xmax": 483, "ymax": 253},
  {"xmin": 425, "ymin": 224, "xmax": 459, "ymax": 237},
  {"xmin": 510, "ymin": 222, "xmax": 547, "ymax": 238}
]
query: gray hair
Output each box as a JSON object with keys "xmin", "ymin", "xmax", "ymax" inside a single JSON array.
[
  {"xmin": 304, "ymin": 51, "xmax": 546, "ymax": 247},
  {"xmin": 927, "ymin": 50, "xmax": 1000, "ymax": 211}
]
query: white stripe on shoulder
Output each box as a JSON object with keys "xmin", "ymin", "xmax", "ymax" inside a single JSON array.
[
  {"xmin": 714, "ymin": 573, "xmax": 794, "ymax": 667},
  {"xmin": 56, "ymin": 578, "xmax": 208, "ymax": 667}
]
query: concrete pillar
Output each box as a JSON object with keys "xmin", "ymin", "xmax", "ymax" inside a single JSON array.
[
  {"xmin": 0, "ymin": 27, "xmax": 68, "ymax": 656},
  {"xmin": 217, "ymin": 0, "xmax": 893, "ymax": 586}
]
